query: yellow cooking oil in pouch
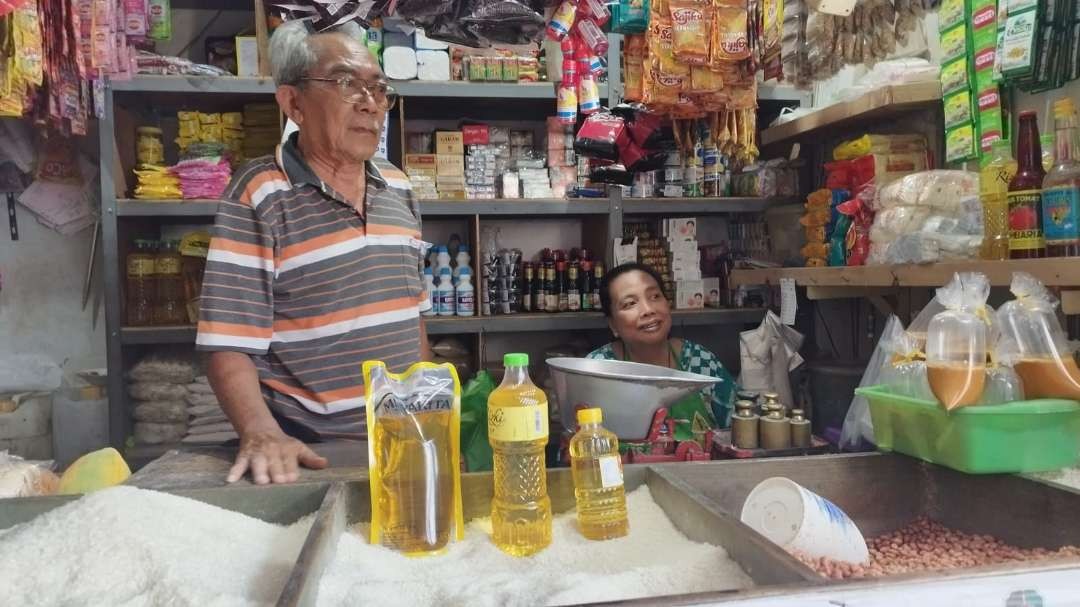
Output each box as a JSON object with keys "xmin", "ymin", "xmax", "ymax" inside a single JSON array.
[{"xmin": 364, "ymin": 361, "xmax": 463, "ymax": 557}]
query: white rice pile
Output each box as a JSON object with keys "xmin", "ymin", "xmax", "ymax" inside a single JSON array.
[
  {"xmin": 318, "ymin": 486, "xmax": 753, "ymax": 606},
  {"xmin": 0, "ymin": 486, "xmax": 313, "ymax": 606}
]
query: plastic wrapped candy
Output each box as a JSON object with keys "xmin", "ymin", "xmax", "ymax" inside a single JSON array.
[
  {"xmin": 997, "ymin": 272, "xmax": 1080, "ymax": 400},
  {"xmin": 925, "ymin": 273, "xmax": 991, "ymax": 410}
]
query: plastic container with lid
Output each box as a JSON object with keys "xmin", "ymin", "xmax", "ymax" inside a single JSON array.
[
  {"xmin": 857, "ymin": 384, "xmax": 1080, "ymax": 473},
  {"xmin": 925, "ymin": 272, "xmax": 990, "ymax": 410},
  {"xmin": 126, "ymin": 239, "xmax": 157, "ymax": 326},
  {"xmin": 154, "ymin": 240, "xmax": 186, "ymax": 325},
  {"xmin": 569, "ymin": 408, "xmax": 628, "ymax": 541}
]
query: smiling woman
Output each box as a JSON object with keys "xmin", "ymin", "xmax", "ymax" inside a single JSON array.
[{"xmin": 586, "ymin": 263, "xmax": 739, "ymax": 431}]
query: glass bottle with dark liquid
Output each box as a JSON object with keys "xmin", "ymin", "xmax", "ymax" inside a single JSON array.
[{"xmin": 1009, "ymin": 111, "xmax": 1047, "ymax": 259}]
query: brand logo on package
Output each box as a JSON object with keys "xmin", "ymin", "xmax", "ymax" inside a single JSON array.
[
  {"xmin": 978, "ymin": 89, "xmax": 1000, "ymax": 110},
  {"xmin": 671, "ymin": 7, "xmax": 704, "ymax": 25},
  {"xmin": 972, "ymin": 6, "xmax": 996, "ymax": 28},
  {"xmin": 975, "ymin": 47, "xmax": 997, "ymax": 70},
  {"xmin": 376, "ymin": 391, "xmax": 452, "ymax": 415}
]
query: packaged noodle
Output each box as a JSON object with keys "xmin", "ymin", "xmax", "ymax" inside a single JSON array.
[
  {"xmin": 925, "ymin": 273, "xmax": 990, "ymax": 410},
  {"xmin": 364, "ymin": 361, "xmax": 464, "ymax": 556},
  {"xmin": 669, "ymin": 0, "xmax": 712, "ymax": 65},
  {"xmin": 997, "ymin": 272, "xmax": 1080, "ymax": 400}
]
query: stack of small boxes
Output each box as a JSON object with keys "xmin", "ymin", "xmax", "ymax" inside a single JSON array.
[
  {"xmin": 464, "ymin": 125, "xmax": 499, "ymax": 200},
  {"xmin": 404, "ymin": 153, "xmax": 438, "ymax": 198},
  {"xmin": 545, "ymin": 117, "xmax": 576, "ymax": 198},
  {"xmin": 435, "ymin": 131, "xmax": 466, "ymax": 200},
  {"xmin": 664, "ymin": 218, "xmax": 706, "ymax": 310},
  {"xmin": 221, "ymin": 112, "xmax": 244, "ymax": 168},
  {"xmin": 242, "ymin": 103, "xmax": 280, "ymax": 160},
  {"xmin": 626, "ymin": 221, "xmax": 675, "ymax": 304}
]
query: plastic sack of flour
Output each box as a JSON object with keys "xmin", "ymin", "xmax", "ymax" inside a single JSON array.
[
  {"xmin": 997, "ymin": 272, "xmax": 1080, "ymax": 400},
  {"xmin": 364, "ymin": 361, "xmax": 464, "ymax": 556}
]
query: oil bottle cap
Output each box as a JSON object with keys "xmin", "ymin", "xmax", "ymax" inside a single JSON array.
[
  {"xmin": 503, "ymin": 353, "xmax": 529, "ymax": 367},
  {"xmin": 577, "ymin": 407, "xmax": 602, "ymax": 424}
]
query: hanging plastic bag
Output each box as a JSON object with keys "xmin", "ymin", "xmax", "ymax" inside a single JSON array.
[
  {"xmin": 364, "ymin": 361, "xmax": 464, "ymax": 556},
  {"xmin": 996, "ymin": 272, "xmax": 1080, "ymax": 400},
  {"xmin": 879, "ymin": 330, "xmax": 934, "ymax": 402},
  {"xmin": 925, "ymin": 272, "xmax": 990, "ymax": 410},
  {"xmin": 841, "ymin": 315, "xmax": 904, "ymax": 448},
  {"xmin": 460, "ymin": 370, "xmax": 496, "ymax": 472}
]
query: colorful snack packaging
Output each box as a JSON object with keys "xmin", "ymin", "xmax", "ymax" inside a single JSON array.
[
  {"xmin": 996, "ymin": 272, "xmax": 1080, "ymax": 400},
  {"xmin": 670, "ymin": 0, "xmax": 712, "ymax": 65},
  {"xmin": 365, "ymin": 360, "xmax": 464, "ymax": 557},
  {"xmin": 926, "ymin": 272, "xmax": 991, "ymax": 410},
  {"xmin": 712, "ymin": 5, "xmax": 751, "ymax": 61},
  {"xmin": 547, "ymin": 1, "xmax": 577, "ymax": 40},
  {"xmin": 574, "ymin": 111, "xmax": 631, "ymax": 161}
]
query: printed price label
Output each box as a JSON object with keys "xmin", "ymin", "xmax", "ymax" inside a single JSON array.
[
  {"xmin": 489, "ymin": 403, "xmax": 549, "ymax": 442},
  {"xmin": 598, "ymin": 455, "xmax": 624, "ymax": 488}
]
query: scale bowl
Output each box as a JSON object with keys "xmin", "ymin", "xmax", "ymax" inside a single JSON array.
[{"xmin": 546, "ymin": 357, "xmax": 721, "ymax": 439}]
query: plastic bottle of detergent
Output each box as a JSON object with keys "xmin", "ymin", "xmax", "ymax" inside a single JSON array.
[
  {"xmin": 435, "ymin": 245, "xmax": 452, "ymax": 272},
  {"xmin": 437, "ymin": 267, "xmax": 455, "ymax": 316},
  {"xmin": 453, "ymin": 246, "xmax": 471, "ymax": 286},
  {"xmin": 569, "ymin": 408, "xmax": 628, "ymax": 540},
  {"xmin": 422, "ymin": 267, "xmax": 436, "ymax": 316},
  {"xmin": 488, "ymin": 353, "xmax": 552, "ymax": 556},
  {"xmin": 455, "ymin": 267, "xmax": 475, "ymax": 317}
]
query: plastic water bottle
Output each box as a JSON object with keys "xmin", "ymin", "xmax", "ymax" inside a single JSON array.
[
  {"xmin": 488, "ymin": 353, "xmax": 552, "ymax": 556},
  {"xmin": 455, "ymin": 267, "xmax": 475, "ymax": 317},
  {"xmin": 437, "ymin": 267, "xmax": 455, "ymax": 316},
  {"xmin": 569, "ymin": 408, "xmax": 628, "ymax": 540},
  {"xmin": 423, "ymin": 267, "xmax": 436, "ymax": 316}
]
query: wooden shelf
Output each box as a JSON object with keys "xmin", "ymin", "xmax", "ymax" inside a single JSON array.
[
  {"xmin": 730, "ymin": 258, "xmax": 1080, "ymax": 288},
  {"xmin": 119, "ymin": 309, "xmax": 766, "ymax": 344},
  {"xmin": 760, "ymin": 81, "xmax": 943, "ymax": 147}
]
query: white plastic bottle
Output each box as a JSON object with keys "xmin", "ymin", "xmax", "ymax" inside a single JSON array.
[
  {"xmin": 437, "ymin": 267, "xmax": 456, "ymax": 316},
  {"xmin": 436, "ymin": 245, "xmax": 452, "ymax": 271},
  {"xmin": 453, "ymin": 247, "xmax": 471, "ymax": 286},
  {"xmin": 456, "ymin": 267, "xmax": 475, "ymax": 317},
  {"xmin": 423, "ymin": 267, "xmax": 436, "ymax": 316}
]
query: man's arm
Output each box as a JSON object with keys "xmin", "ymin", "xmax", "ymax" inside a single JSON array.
[
  {"xmin": 419, "ymin": 316, "xmax": 433, "ymax": 361},
  {"xmin": 209, "ymin": 352, "xmax": 327, "ymax": 484}
]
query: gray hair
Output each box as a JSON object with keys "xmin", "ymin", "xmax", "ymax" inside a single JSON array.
[{"xmin": 269, "ymin": 19, "xmax": 365, "ymax": 86}]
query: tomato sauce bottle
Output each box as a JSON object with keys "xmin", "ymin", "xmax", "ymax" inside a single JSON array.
[{"xmin": 1009, "ymin": 111, "xmax": 1047, "ymax": 259}]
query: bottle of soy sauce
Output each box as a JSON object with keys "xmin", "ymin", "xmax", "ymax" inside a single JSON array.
[
  {"xmin": 567, "ymin": 263, "xmax": 581, "ymax": 312},
  {"xmin": 580, "ymin": 260, "xmax": 594, "ymax": 311},
  {"xmin": 556, "ymin": 261, "xmax": 569, "ymax": 312},
  {"xmin": 522, "ymin": 263, "xmax": 533, "ymax": 313},
  {"xmin": 544, "ymin": 262, "xmax": 557, "ymax": 312}
]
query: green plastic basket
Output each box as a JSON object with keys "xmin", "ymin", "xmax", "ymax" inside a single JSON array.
[{"xmin": 855, "ymin": 385, "xmax": 1080, "ymax": 474}]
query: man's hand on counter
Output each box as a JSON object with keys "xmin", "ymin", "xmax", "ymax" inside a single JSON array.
[{"xmin": 227, "ymin": 426, "xmax": 328, "ymax": 485}]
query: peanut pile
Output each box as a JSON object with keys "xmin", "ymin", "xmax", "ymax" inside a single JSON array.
[{"xmin": 794, "ymin": 517, "xmax": 1080, "ymax": 580}]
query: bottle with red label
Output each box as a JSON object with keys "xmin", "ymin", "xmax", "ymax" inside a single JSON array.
[
  {"xmin": 1008, "ymin": 111, "xmax": 1047, "ymax": 259},
  {"xmin": 1043, "ymin": 98, "xmax": 1080, "ymax": 258}
]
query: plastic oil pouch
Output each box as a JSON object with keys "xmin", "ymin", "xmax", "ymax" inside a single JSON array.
[
  {"xmin": 925, "ymin": 272, "xmax": 991, "ymax": 410},
  {"xmin": 364, "ymin": 361, "xmax": 464, "ymax": 556},
  {"xmin": 996, "ymin": 272, "xmax": 1080, "ymax": 400},
  {"xmin": 879, "ymin": 328, "xmax": 935, "ymax": 403}
]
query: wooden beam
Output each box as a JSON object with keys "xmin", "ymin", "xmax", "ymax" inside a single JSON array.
[
  {"xmin": 254, "ymin": 0, "xmax": 271, "ymax": 77},
  {"xmin": 805, "ymin": 286, "xmax": 899, "ymax": 300}
]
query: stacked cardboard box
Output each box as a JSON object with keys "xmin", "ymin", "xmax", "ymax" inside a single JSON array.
[
  {"xmin": 435, "ymin": 131, "xmax": 466, "ymax": 199},
  {"xmin": 663, "ymin": 218, "xmax": 704, "ymax": 310},
  {"xmin": 404, "ymin": 153, "xmax": 438, "ymax": 198}
]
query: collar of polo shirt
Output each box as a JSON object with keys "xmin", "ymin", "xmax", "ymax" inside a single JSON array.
[{"xmin": 276, "ymin": 131, "xmax": 387, "ymax": 196}]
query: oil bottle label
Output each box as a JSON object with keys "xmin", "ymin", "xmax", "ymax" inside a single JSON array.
[
  {"xmin": 488, "ymin": 402, "xmax": 548, "ymax": 442},
  {"xmin": 155, "ymin": 257, "xmax": 181, "ymax": 274},
  {"xmin": 127, "ymin": 258, "xmax": 156, "ymax": 277},
  {"xmin": 1042, "ymin": 186, "xmax": 1080, "ymax": 245},
  {"xmin": 1007, "ymin": 189, "xmax": 1045, "ymax": 251},
  {"xmin": 598, "ymin": 455, "xmax": 624, "ymax": 488}
]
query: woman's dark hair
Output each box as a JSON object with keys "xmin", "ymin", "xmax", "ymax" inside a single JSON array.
[{"xmin": 599, "ymin": 262, "xmax": 668, "ymax": 317}]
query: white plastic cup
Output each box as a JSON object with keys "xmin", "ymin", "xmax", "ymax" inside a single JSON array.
[{"xmin": 740, "ymin": 477, "xmax": 870, "ymax": 564}]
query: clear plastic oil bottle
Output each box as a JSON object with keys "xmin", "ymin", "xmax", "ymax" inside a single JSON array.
[
  {"xmin": 154, "ymin": 239, "xmax": 186, "ymax": 325},
  {"xmin": 488, "ymin": 353, "xmax": 552, "ymax": 556},
  {"xmin": 126, "ymin": 239, "xmax": 156, "ymax": 326},
  {"xmin": 569, "ymin": 408, "xmax": 629, "ymax": 540}
]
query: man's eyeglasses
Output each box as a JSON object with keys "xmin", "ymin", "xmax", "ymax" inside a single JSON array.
[{"xmin": 300, "ymin": 75, "xmax": 398, "ymax": 109}]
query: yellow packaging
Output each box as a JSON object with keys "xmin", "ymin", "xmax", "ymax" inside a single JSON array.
[{"xmin": 364, "ymin": 361, "xmax": 464, "ymax": 557}]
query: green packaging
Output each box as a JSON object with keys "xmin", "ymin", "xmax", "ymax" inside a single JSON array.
[
  {"xmin": 946, "ymin": 122, "xmax": 977, "ymax": 163},
  {"xmin": 148, "ymin": 0, "xmax": 171, "ymax": 41},
  {"xmin": 941, "ymin": 56, "xmax": 970, "ymax": 94},
  {"xmin": 941, "ymin": 23, "xmax": 970, "ymax": 62},
  {"xmin": 975, "ymin": 87, "xmax": 1005, "ymax": 152},
  {"xmin": 944, "ymin": 89, "xmax": 974, "ymax": 128},
  {"xmin": 1001, "ymin": 4, "xmax": 1040, "ymax": 77},
  {"xmin": 939, "ymin": 0, "xmax": 967, "ymax": 31}
]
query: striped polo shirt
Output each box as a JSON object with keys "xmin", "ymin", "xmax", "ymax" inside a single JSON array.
[{"xmin": 196, "ymin": 134, "xmax": 430, "ymax": 440}]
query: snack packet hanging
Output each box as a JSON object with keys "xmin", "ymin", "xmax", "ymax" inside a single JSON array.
[
  {"xmin": 670, "ymin": 0, "xmax": 712, "ymax": 65},
  {"xmin": 996, "ymin": 272, "xmax": 1080, "ymax": 400},
  {"xmin": 925, "ymin": 272, "xmax": 991, "ymax": 410},
  {"xmin": 365, "ymin": 361, "xmax": 464, "ymax": 556}
]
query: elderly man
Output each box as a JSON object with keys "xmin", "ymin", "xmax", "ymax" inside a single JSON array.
[{"xmin": 196, "ymin": 20, "xmax": 431, "ymax": 485}]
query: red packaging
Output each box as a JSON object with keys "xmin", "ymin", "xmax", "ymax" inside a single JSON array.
[
  {"xmin": 574, "ymin": 16, "xmax": 609, "ymax": 55},
  {"xmin": 547, "ymin": 0, "xmax": 577, "ymax": 40},
  {"xmin": 574, "ymin": 111, "xmax": 630, "ymax": 162},
  {"xmin": 579, "ymin": 0, "xmax": 611, "ymax": 25},
  {"xmin": 560, "ymin": 35, "xmax": 576, "ymax": 59},
  {"xmin": 462, "ymin": 125, "xmax": 490, "ymax": 145},
  {"xmin": 561, "ymin": 58, "xmax": 579, "ymax": 86}
]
